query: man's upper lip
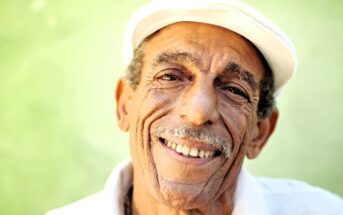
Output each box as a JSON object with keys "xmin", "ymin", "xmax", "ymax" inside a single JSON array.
[{"xmin": 158, "ymin": 135, "xmax": 221, "ymax": 152}]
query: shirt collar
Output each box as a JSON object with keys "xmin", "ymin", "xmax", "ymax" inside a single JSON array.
[{"xmin": 232, "ymin": 168, "xmax": 269, "ymax": 215}]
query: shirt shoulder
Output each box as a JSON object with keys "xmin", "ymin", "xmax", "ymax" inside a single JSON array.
[
  {"xmin": 45, "ymin": 159, "xmax": 132, "ymax": 215},
  {"xmin": 256, "ymin": 177, "xmax": 343, "ymax": 214},
  {"xmin": 46, "ymin": 192, "xmax": 109, "ymax": 215}
]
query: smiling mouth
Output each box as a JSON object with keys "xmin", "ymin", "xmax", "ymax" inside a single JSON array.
[{"xmin": 159, "ymin": 137, "xmax": 222, "ymax": 159}]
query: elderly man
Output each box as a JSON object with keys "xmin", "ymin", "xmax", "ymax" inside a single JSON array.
[{"xmin": 47, "ymin": 0, "xmax": 343, "ymax": 214}]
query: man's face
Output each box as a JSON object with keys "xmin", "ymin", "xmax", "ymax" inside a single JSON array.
[{"xmin": 118, "ymin": 22, "xmax": 265, "ymax": 208}]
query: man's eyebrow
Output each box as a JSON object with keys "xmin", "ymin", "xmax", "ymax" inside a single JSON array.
[
  {"xmin": 223, "ymin": 62, "xmax": 259, "ymax": 90},
  {"xmin": 152, "ymin": 51, "xmax": 200, "ymax": 68}
]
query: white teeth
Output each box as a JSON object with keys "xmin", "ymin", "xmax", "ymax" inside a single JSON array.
[
  {"xmin": 189, "ymin": 147, "xmax": 198, "ymax": 157},
  {"xmin": 176, "ymin": 144, "xmax": 183, "ymax": 153},
  {"xmin": 199, "ymin": 150, "xmax": 205, "ymax": 158},
  {"xmin": 181, "ymin": 146, "xmax": 190, "ymax": 156},
  {"xmin": 163, "ymin": 140, "xmax": 216, "ymax": 158},
  {"xmin": 204, "ymin": 151, "xmax": 210, "ymax": 158}
]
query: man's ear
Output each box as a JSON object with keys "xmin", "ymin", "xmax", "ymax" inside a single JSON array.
[
  {"xmin": 246, "ymin": 108, "xmax": 279, "ymax": 159},
  {"xmin": 115, "ymin": 77, "xmax": 133, "ymax": 132}
]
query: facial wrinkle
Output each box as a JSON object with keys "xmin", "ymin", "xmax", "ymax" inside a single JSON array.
[
  {"xmin": 242, "ymin": 104, "xmax": 255, "ymax": 127},
  {"xmin": 138, "ymin": 88, "xmax": 185, "ymax": 206},
  {"xmin": 212, "ymin": 135, "xmax": 244, "ymax": 202},
  {"xmin": 218, "ymin": 98, "xmax": 250, "ymax": 147},
  {"xmin": 208, "ymin": 107, "xmax": 248, "ymax": 201},
  {"xmin": 217, "ymin": 109, "xmax": 235, "ymax": 158},
  {"xmin": 134, "ymin": 92, "xmax": 149, "ymax": 179},
  {"xmin": 134, "ymin": 88, "xmax": 166, "ymax": 186}
]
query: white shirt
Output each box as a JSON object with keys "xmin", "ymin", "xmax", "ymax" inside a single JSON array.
[{"xmin": 47, "ymin": 160, "xmax": 343, "ymax": 215}]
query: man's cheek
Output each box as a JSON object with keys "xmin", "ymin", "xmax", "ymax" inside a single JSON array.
[
  {"xmin": 219, "ymin": 105, "xmax": 251, "ymax": 141},
  {"xmin": 129, "ymin": 89, "xmax": 174, "ymax": 157}
]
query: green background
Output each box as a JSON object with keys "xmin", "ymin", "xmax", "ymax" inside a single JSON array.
[{"xmin": 1, "ymin": 0, "xmax": 342, "ymax": 214}]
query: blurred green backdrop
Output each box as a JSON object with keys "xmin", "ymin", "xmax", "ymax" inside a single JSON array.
[{"xmin": 0, "ymin": 0, "xmax": 342, "ymax": 214}]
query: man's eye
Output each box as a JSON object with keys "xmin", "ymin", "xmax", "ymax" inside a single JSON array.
[
  {"xmin": 158, "ymin": 73, "xmax": 181, "ymax": 81},
  {"xmin": 223, "ymin": 86, "xmax": 249, "ymax": 100}
]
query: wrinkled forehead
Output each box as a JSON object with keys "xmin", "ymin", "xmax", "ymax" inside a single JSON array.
[{"xmin": 143, "ymin": 22, "xmax": 264, "ymax": 81}]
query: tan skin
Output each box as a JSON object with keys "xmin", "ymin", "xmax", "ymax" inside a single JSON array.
[{"xmin": 116, "ymin": 22, "xmax": 278, "ymax": 215}]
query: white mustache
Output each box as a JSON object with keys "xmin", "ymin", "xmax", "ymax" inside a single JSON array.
[{"xmin": 152, "ymin": 127, "xmax": 232, "ymax": 158}]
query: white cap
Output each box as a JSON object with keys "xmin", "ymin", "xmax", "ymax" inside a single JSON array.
[{"xmin": 123, "ymin": 0, "xmax": 297, "ymax": 96}]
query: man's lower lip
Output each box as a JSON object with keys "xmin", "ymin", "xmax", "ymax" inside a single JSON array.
[{"xmin": 159, "ymin": 140, "xmax": 218, "ymax": 165}]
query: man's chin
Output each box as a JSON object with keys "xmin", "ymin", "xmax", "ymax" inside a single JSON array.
[
  {"xmin": 145, "ymin": 160, "xmax": 225, "ymax": 209},
  {"xmin": 150, "ymin": 176, "xmax": 217, "ymax": 209}
]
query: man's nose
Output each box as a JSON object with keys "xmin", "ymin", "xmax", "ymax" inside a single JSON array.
[{"xmin": 178, "ymin": 84, "xmax": 219, "ymax": 126}]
